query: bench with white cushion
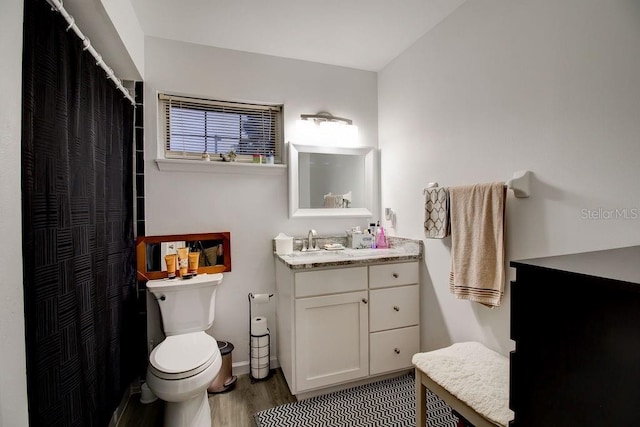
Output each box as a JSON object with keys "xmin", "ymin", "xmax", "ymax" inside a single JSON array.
[{"xmin": 412, "ymin": 342, "xmax": 514, "ymax": 427}]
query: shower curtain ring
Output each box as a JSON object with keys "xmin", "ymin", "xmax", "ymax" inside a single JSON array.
[
  {"xmin": 66, "ymin": 17, "xmax": 74, "ymax": 31},
  {"xmin": 82, "ymin": 37, "xmax": 91, "ymax": 51},
  {"xmin": 95, "ymin": 54, "xmax": 104, "ymax": 67},
  {"xmin": 47, "ymin": 0, "xmax": 62, "ymax": 12}
]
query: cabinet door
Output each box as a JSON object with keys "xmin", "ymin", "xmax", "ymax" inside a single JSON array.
[{"xmin": 295, "ymin": 291, "xmax": 369, "ymax": 392}]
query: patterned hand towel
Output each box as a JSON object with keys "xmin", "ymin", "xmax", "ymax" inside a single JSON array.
[
  {"xmin": 424, "ymin": 187, "xmax": 450, "ymax": 238},
  {"xmin": 448, "ymin": 182, "xmax": 506, "ymax": 307}
]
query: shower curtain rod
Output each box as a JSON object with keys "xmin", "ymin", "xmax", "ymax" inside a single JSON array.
[{"xmin": 45, "ymin": 0, "xmax": 136, "ymax": 105}]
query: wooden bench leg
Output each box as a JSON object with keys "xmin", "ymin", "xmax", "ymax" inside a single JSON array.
[
  {"xmin": 415, "ymin": 368, "xmax": 426, "ymax": 427},
  {"xmin": 415, "ymin": 366, "xmax": 503, "ymax": 427}
]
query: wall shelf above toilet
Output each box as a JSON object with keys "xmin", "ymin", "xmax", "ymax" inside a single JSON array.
[{"xmin": 136, "ymin": 232, "xmax": 232, "ymax": 281}]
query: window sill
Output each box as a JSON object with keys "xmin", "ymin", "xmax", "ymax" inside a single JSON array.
[{"xmin": 155, "ymin": 158, "xmax": 287, "ymax": 176}]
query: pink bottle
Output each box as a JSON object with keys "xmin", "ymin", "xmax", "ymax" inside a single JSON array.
[{"xmin": 376, "ymin": 226, "xmax": 388, "ymax": 249}]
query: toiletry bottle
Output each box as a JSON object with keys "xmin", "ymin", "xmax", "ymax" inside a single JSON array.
[
  {"xmin": 267, "ymin": 151, "xmax": 275, "ymax": 164},
  {"xmin": 376, "ymin": 226, "xmax": 388, "ymax": 249},
  {"xmin": 369, "ymin": 222, "xmax": 376, "ymax": 248}
]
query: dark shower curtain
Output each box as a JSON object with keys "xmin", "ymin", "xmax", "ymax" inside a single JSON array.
[{"xmin": 21, "ymin": 0, "xmax": 136, "ymax": 425}]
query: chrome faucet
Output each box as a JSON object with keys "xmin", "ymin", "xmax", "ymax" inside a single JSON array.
[{"xmin": 307, "ymin": 229, "xmax": 318, "ymax": 251}]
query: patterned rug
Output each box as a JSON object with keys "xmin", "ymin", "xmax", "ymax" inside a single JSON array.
[{"xmin": 254, "ymin": 374, "xmax": 458, "ymax": 427}]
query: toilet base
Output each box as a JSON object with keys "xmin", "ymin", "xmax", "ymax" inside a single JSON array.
[{"xmin": 164, "ymin": 391, "xmax": 211, "ymax": 427}]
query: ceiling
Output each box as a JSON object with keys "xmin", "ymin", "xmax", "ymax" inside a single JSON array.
[{"xmin": 129, "ymin": 0, "xmax": 467, "ymax": 71}]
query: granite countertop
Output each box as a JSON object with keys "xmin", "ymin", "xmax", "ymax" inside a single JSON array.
[{"xmin": 274, "ymin": 236, "xmax": 423, "ymax": 270}]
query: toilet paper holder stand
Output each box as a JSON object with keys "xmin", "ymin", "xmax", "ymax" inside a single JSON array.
[{"xmin": 248, "ymin": 293, "xmax": 274, "ymax": 382}]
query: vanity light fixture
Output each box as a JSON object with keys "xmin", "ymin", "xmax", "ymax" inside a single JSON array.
[
  {"xmin": 300, "ymin": 112, "xmax": 352, "ymax": 125},
  {"xmin": 295, "ymin": 111, "xmax": 358, "ymax": 146}
]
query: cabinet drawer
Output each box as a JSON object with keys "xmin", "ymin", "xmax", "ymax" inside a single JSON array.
[
  {"xmin": 370, "ymin": 326, "xmax": 420, "ymax": 375},
  {"xmin": 295, "ymin": 267, "xmax": 367, "ymax": 298},
  {"xmin": 369, "ymin": 285, "xmax": 419, "ymax": 332},
  {"xmin": 369, "ymin": 262, "xmax": 418, "ymax": 289}
]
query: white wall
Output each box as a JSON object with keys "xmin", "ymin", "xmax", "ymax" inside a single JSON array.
[
  {"xmin": 100, "ymin": 0, "xmax": 145, "ymax": 78},
  {"xmin": 65, "ymin": 0, "xmax": 142, "ymax": 80},
  {"xmin": 0, "ymin": 0, "xmax": 29, "ymax": 424},
  {"xmin": 308, "ymin": 153, "xmax": 365, "ymax": 208},
  {"xmin": 378, "ymin": 0, "xmax": 640, "ymax": 355},
  {"xmin": 144, "ymin": 37, "xmax": 378, "ymax": 369}
]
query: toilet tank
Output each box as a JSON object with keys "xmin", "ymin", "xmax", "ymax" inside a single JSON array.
[{"xmin": 147, "ymin": 273, "xmax": 223, "ymax": 336}]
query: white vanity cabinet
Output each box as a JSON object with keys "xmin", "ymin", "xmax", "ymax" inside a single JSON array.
[{"xmin": 276, "ymin": 259, "xmax": 420, "ymax": 396}]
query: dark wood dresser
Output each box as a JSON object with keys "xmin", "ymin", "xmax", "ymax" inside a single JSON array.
[{"xmin": 509, "ymin": 246, "xmax": 640, "ymax": 427}]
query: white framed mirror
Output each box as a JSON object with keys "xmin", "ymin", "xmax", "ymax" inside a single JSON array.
[{"xmin": 289, "ymin": 143, "xmax": 375, "ymax": 218}]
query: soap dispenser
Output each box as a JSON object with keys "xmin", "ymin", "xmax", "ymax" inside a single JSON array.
[{"xmin": 376, "ymin": 226, "xmax": 388, "ymax": 249}]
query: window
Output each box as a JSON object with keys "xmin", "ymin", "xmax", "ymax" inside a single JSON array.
[{"xmin": 159, "ymin": 93, "xmax": 283, "ymax": 163}]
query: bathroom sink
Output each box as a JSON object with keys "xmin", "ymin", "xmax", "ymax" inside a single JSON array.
[
  {"xmin": 283, "ymin": 247, "xmax": 405, "ymax": 260},
  {"xmin": 344, "ymin": 248, "xmax": 405, "ymax": 258},
  {"xmin": 286, "ymin": 250, "xmax": 343, "ymax": 258},
  {"xmin": 275, "ymin": 237, "xmax": 421, "ymax": 269}
]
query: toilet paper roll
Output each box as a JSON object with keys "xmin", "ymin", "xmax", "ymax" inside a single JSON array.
[
  {"xmin": 250, "ymin": 335, "xmax": 270, "ymax": 358},
  {"xmin": 252, "ymin": 366, "xmax": 269, "ymax": 380},
  {"xmin": 251, "ymin": 294, "xmax": 271, "ymax": 304},
  {"xmin": 251, "ymin": 355, "xmax": 269, "ymax": 366},
  {"xmin": 251, "ymin": 334, "xmax": 269, "ymax": 346},
  {"xmin": 251, "ymin": 317, "xmax": 268, "ymax": 336}
]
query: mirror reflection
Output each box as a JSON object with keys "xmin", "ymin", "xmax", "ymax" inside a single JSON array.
[
  {"xmin": 298, "ymin": 152, "xmax": 365, "ymax": 209},
  {"xmin": 136, "ymin": 232, "xmax": 231, "ymax": 281},
  {"xmin": 289, "ymin": 143, "xmax": 375, "ymax": 218}
]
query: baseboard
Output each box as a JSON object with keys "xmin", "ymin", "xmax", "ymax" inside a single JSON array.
[
  {"xmin": 109, "ymin": 379, "xmax": 140, "ymax": 427},
  {"xmin": 233, "ymin": 356, "xmax": 279, "ymax": 376}
]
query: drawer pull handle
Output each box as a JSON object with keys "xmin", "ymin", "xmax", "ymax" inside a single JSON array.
[
  {"xmin": 362, "ymin": 298, "xmax": 368, "ymax": 304},
  {"xmin": 394, "ymin": 348, "xmax": 400, "ymax": 354},
  {"xmin": 392, "ymin": 273, "xmax": 399, "ymax": 278},
  {"xmin": 393, "ymin": 305, "xmax": 400, "ymax": 311}
]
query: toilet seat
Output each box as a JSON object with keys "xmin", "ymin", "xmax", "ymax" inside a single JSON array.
[{"xmin": 149, "ymin": 331, "xmax": 219, "ymax": 380}]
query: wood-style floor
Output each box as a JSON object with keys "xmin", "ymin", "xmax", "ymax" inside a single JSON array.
[{"xmin": 118, "ymin": 369, "xmax": 296, "ymax": 427}]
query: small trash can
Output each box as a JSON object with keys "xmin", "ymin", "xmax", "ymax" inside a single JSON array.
[{"xmin": 208, "ymin": 341, "xmax": 237, "ymax": 393}]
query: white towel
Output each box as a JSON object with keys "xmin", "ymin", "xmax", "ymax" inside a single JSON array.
[
  {"xmin": 424, "ymin": 187, "xmax": 450, "ymax": 238},
  {"xmin": 323, "ymin": 193, "xmax": 343, "ymax": 208},
  {"xmin": 448, "ymin": 182, "xmax": 506, "ymax": 307}
]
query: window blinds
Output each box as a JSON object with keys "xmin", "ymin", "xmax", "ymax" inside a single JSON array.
[{"xmin": 160, "ymin": 93, "xmax": 283, "ymax": 162}]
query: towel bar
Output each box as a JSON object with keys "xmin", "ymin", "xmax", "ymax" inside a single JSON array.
[{"xmin": 423, "ymin": 170, "xmax": 531, "ymax": 198}]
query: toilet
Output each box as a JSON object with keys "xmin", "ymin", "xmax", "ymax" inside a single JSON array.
[{"xmin": 146, "ymin": 273, "xmax": 224, "ymax": 427}]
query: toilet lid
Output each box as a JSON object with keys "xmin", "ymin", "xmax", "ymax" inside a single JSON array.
[{"xmin": 150, "ymin": 331, "xmax": 218, "ymax": 375}]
